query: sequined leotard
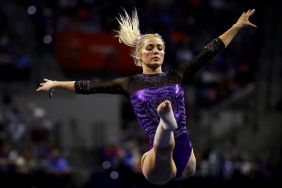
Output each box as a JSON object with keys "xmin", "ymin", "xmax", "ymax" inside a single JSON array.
[{"xmin": 75, "ymin": 38, "xmax": 225, "ymax": 178}]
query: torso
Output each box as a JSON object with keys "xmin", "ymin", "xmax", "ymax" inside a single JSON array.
[{"xmin": 128, "ymin": 72, "xmax": 189, "ymax": 148}]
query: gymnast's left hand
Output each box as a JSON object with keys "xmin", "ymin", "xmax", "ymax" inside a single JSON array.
[{"xmin": 233, "ymin": 9, "xmax": 257, "ymax": 29}]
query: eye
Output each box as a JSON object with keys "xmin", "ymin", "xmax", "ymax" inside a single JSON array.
[
  {"xmin": 146, "ymin": 44, "xmax": 154, "ymax": 50},
  {"xmin": 157, "ymin": 44, "xmax": 164, "ymax": 51}
]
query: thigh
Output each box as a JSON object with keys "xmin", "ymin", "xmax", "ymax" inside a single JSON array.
[
  {"xmin": 182, "ymin": 149, "xmax": 196, "ymax": 178},
  {"xmin": 174, "ymin": 149, "xmax": 196, "ymax": 181},
  {"xmin": 140, "ymin": 150, "xmax": 150, "ymax": 169}
]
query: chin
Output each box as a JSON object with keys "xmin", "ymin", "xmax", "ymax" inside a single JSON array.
[
  {"xmin": 152, "ymin": 60, "xmax": 163, "ymax": 66},
  {"xmin": 149, "ymin": 63, "xmax": 162, "ymax": 69}
]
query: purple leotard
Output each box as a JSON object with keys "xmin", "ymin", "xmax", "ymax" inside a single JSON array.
[{"xmin": 75, "ymin": 38, "xmax": 225, "ymax": 178}]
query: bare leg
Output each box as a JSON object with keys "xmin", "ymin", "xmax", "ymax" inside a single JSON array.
[
  {"xmin": 174, "ymin": 149, "xmax": 197, "ymax": 181},
  {"xmin": 183, "ymin": 150, "xmax": 196, "ymax": 177},
  {"xmin": 141, "ymin": 100, "xmax": 177, "ymax": 185}
]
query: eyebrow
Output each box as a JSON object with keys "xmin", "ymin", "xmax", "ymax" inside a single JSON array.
[{"xmin": 146, "ymin": 43, "xmax": 164, "ymax": 47}]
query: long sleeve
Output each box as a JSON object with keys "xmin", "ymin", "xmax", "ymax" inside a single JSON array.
[
  {"xmin": 74, "ymin": 77, "xmax": 130, "ymax": 96},
  {"xmin": 175, "ymin": 38, "xmax": 225, "ymax": 81}
]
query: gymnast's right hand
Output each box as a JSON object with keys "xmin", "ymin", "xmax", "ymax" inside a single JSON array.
[
  {"xmin": 36, "ymin": 78, "xmax": 57, "ymax": 98},
  {"xmin": 36, "ymin": 78, "xmax": 56, "ymax": 92}
]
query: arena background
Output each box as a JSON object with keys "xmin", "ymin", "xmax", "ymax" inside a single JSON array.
[{"xmin": 0, "ymin": 0, "xmax": 281, "ymax": 188}]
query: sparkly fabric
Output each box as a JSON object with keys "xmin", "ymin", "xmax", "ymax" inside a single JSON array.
[
  {"xmin": 130, "ymin": 79, "xmax": 187, "ymax": 147},
  {"xmin": 75, "ymin": 38, "xmax": 225, "ymax": 178}
]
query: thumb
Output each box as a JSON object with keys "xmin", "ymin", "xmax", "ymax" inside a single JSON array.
[{"xmin": 248, "ymin": 22, "xmax": 257, "ymax": 28}]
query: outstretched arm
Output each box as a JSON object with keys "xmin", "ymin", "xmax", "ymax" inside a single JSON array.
[
  {"xmin": 176, "ymin": 9, "xmax": 256, "ymax": 79},
  {"xmin": 36, "ymin": 77, "xmax": 130, "ymax": 98},
  {"xmin": 36, "ymin": 79, "xmax": 75, "ymax": 98},
  {"xmin": 219, "ymin": 9, "xmax": 256, "ymax": 47},
  {"xmin": 36, "ymin": 79, "xmax": 75, "ymax": 92}
]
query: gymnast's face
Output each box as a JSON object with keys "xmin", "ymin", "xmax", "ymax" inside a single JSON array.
[{"xmin": 138, "ymin": 36, "xmax": 165, "ymax": 70}]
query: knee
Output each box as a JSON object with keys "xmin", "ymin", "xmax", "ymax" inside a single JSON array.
[
  {"xmin": 147, "ymin": 178, "xmax": 169, "ymax": 185},
  {"xmin": 142, "ymin": 157, "xmax": 176, "ymax": 185}
]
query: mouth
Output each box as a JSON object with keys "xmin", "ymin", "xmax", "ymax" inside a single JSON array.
[{"xmin": 152, "ymin": 57, "xmax": 160, "ymax": 61}]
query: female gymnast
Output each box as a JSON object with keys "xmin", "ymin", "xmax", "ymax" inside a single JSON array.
[{"xmin": 36, "ymin": 9, "xmax": 256, "ymax": 185}]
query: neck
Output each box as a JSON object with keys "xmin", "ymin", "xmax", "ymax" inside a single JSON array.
[{"xmin": 142, "ymin": 66, "xmax": 162, "ymax": 74}]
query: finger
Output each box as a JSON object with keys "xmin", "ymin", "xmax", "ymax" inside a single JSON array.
[
  {"xmin": 248, "ymin": 9, "xmax": 255, "ymax": 16},
  {"xmin": 240, "ymin": 12, "xmax": 245, "ymax": 17},
  {"xmin": 44, "ymin": 78, "xmax": 49, "ymax": 82},
  {"xmin": 248, "ymin": 23, "xmax": 257, "ymax": 28},
  {"xmin": 40, "ymin": 83, "xmax": 43, "ymax": 86},
  {"xmin": 246, "ymin": 9, "xmax": 255, "ymax": 16}
]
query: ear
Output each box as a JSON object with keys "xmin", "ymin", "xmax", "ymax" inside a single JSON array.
[
  {"xmin": 134, "ymin": 59, "xmax": 142, "ymax": 67},
  {"xmin": 136, "ymin": 59, "xmax": 142, "ymax": 67},
  {"xmin": 136, "ymin": 53, "xmax": 142, "ymax": 63}
]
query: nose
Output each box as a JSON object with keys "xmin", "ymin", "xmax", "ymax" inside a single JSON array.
[{"xmin": 153, "ymin": 47, "xmax": 159, "ymax": 54}]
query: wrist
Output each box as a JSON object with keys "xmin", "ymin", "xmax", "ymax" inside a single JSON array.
[
  {"xmin": 53, "ymin": 81, "xmax": 60, "ymax": 88},
  {"xmin": 232, "ymin": 23, "xmax": 241, "ymax": 30}
]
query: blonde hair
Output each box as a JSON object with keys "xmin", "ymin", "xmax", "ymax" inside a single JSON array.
[
  {"xmin": 115, "ymin": 9, "xmax": 141, "ymax": 48},
  {"xmin": 115, "ymin": 9, "xmax": 164, "ymax": 66}
]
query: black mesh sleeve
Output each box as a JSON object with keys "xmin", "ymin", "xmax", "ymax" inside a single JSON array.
[
  {"xmin": 74, "ymin": 77, "xmax": 130, "ymax": 96},
  {"xmin": 175, "ymin": 38, "xmax": 225, "ymax": 81}
]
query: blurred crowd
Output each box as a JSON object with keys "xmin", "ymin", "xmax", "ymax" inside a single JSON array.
[
  {"xmin": 1, "ymin": 0, "xmax": 279, "ymax": 188},
  {"xmin": 0, "ymin": 95, "xmax": 72, "ymax": 187},
  {"xmin": 1, "ymin": 0, "xmax": 260, "ymax": 107},
  {"xmin": 83, "ymin": 138, "xmax": 279, "ymax": 188},
  {"xmin": 0, "ymin": 11, "xmax": 31, "ymax": 81},
  {"xmin": 44, "ymin": 0, "xmax": 258, "ymax": 108},
  {"xmin": 0, "ymin": 96, "xmax": 279, "ymax": 188}
]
